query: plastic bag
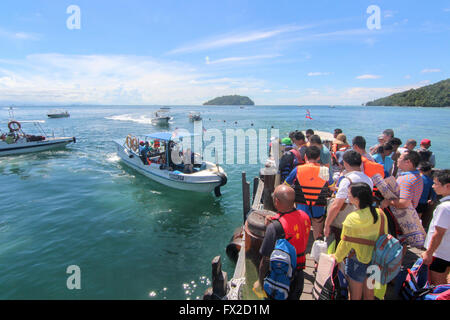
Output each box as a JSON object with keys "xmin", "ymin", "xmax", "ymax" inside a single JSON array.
[{"xmin": 311, "ymin": 238, "xmax": 328, "ymax": 263}]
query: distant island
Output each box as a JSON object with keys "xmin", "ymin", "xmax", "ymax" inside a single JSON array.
[
  {"xmin": 366, "ymin": 78, "xmax": 450, "ymax": 107},
  {"xmin": 203, "ymin": 95, "xmax": 255, "ymax": 106}
]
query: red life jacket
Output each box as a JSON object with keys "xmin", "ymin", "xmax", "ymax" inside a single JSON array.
[
  {"xmin": 289, "ymin": 148, "xmax": 304, "ymax": 165},
  {"xmin": 273, "ymin": 210, "xmax": 311, "ymax": 269}
]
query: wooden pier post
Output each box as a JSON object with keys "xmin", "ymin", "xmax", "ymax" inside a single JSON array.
[
  {"xmin": 203, "ymin": 256, "xmax": 228, "ymax": 300},
  {"xmin": 252, "ymin": 177, "xmax": 259, "ymax": 203},
  {"xmin": 242, "ymin": 172, "xmax": 251, "ymax": 222},
  {"xmin": 260, "ymin": 167, "xmax": 277, "ymax": 211}
]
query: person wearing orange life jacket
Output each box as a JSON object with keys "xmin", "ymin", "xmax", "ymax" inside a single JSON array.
[
  {"xmin": 351, "ymin": 136, "xmax": 384, "ymax": 179},
  {"xmin": 331, "ymin": 133, "xmax": 351, "ymax": 170},
  {"xmin": 285, "ymin": 146, "xmax": 333, "ymax": 240},
  {"xmin": 257, "ymin": 184, "xmax": 311, "ymax": 300}
]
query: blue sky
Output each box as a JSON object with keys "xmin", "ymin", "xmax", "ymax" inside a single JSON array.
[{"xmin": 0, "ymin": 0, "xmax": 449, "ymax": 105}]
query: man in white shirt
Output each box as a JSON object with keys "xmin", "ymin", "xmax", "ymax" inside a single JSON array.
[
  {"xmin": 324, "ymin": 150, "xmax": 373, "ymax": 241},
  {"xmin": 422, "ymin": 169, "xmax": 450, "ymax": 285}
]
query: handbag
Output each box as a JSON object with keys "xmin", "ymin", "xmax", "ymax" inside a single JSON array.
[{"xmin": 330, "ymin": 200, "xmax": 357, "ymax": 229}]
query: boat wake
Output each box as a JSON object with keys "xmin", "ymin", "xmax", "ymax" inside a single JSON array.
[
  {"xmin": 106, "ymin": 114, "xmax": 174, "ymax": 126},
  {"xmin": 105, "ymin": 153, "xmax": 120, "ymax": 163},
  {"xmin": 105, "ymin": 114, "xmax": 154, "ymax": 124}
]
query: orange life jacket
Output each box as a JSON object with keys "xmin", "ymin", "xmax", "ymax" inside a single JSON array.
[
  {"xmin": 361, "ymin": 156, "xmax": 385, "ymax": 179},
  {"xmin": 273, "ymin": 210, "xmax": 311, "ymax": 269},
  {"xmin": 331, "ymin": 144, "xmax": 350, "ymax": 166},
  {"xmin": 331, "ymin": 143, "xmax": 350, "ymax": 154},
  {"xmin": 154, "ymin": 140, "xmax": 160, "ymax": 148},
  {"xmin": 294, "ymin": 163, "xmax": 330, "ymax": 207}
]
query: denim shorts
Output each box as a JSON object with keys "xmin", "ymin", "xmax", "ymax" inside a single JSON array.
[{"xmin": 345, "ymin": 253, "xmax": 371, "ymax": 283}]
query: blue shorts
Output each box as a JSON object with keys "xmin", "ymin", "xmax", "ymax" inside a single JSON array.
[{"xmin": 345, "ymin": 253, "xmax": 370, "ymax": 283}]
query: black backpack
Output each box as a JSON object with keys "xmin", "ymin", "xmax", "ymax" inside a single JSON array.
[{"xmin": 418, "ymin": 149, "xmax": 433, "ymax": 162}]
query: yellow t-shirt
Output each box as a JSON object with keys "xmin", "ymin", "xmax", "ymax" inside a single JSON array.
[{"xmin": 334, "ymin": 207, "xmax": 388, "ymax": 264}]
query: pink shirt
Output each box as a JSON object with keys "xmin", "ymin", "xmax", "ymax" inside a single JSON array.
[{"xmin": 396, "ymin": 170, "xmax": 424, "ymax": 209}]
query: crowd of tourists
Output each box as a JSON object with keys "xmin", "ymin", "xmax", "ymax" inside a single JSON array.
[{"xmin": 256, "ymin": 128, "xmax": 449, "ymax": 300}]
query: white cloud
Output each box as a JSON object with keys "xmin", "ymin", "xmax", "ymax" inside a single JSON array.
[
  {"xmin": 168, "ymin": 24, "xmax": 310, "ymax": 54},
  {"xmin": 383, "ymin": 10, "xmax": 397, "ymax": 18},
  {"xmin": 421, "ymin": 68, "xmax": 441, "ymax": 73},
  {"xmin": 206, "ymin": 54, "xmax": 281, "ymax": 65},
  {"xmin": 0, "ymin": 27, "xmax": 40, "ymax": 41},
  {"xmin": 356, "ymin": 74, "xmax": 382, "ymax": 80},
  {"xmin": 307, "ymin": 72, "xmax": 332, "ymax": 76},
  {"xmin": 0, "ymin": 53, "xmax": 270, "ymax": 105},
  {"xmin": 265, "ymin": 81, "xmax": 433, "ymax": 106}
]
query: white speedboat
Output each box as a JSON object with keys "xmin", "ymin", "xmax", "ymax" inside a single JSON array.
[
  {"xmin": 188, "ymin": 111, "xmax": 202, "ymax": 121},
  {"xmin": 151, "ymin": 109, "xmax": 171, "ymax": 125},
  {"xmin": 0, "ymin": 119, "xmax": 76, "ymax": 156},
  {"xmin": 47, "ymin": 109, "xmax": 70, "ymax": 118},
  {"xmin": 114, "ymin": 131, "xmax": 227, "ymax": 196}
]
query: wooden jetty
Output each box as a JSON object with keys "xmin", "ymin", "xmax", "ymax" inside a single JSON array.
[{"xmin": 204, "ymin": 169, "xmax": 427, "ymax": 300}]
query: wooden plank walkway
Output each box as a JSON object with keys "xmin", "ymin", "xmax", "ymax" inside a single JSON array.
[{"xmin": 300, "ymin": 231, "xmax": 424, "ymax": 300}]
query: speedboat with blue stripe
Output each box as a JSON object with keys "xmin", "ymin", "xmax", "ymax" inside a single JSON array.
[{"xmin": 114, "ymin": 131, "xmax": 227, "ymax": 196}]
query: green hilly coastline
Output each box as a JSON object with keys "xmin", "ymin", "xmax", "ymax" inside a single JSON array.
[
  {"xmin": 203, "ymin": 95, "xmax": 255, "ymax": 106},
  {"xmin": 366, "ymin": 78, "xmax": 450, "ymax": 107}
]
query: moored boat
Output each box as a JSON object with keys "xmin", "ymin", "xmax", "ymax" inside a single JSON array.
[
  {"xmin": 0, "ymin": 119, "xmax": 76, "ymax": 156},
  {"xmin": 47, "ymin": 109, "xmax": 70, "ymax": 118}
]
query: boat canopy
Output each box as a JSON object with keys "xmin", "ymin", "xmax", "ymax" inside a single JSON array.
[
  {"xmin": 145, "ymin": 132, "xmax": 200, "ymax": 141},
  {"xmin": 301, "ymin": 130, "xmax": 334, "ymax": 142}
]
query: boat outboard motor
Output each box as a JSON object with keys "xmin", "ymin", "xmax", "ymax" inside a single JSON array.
[{"xmin": 214, "ymin": 172, "xmax": 227, "ymax": 197}]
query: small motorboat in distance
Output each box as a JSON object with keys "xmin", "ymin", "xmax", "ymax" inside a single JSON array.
[
  {"xmin": 114, "ymin": 131, "xmax": 227, "ymax": 196},
  {"xmin": 47, "ymin": 109, "xmax": 70, "ymax": 118},
  {"xmin": 188, "ymin": 111, "xmax": 202, "ymax": 121},
  {"xmin": 0, "ymin": 119, "xmax": 76, "ymax": 156},
  {"xmin": 151, "ymin": 109, "xmax": 171, "ymax": 125}
]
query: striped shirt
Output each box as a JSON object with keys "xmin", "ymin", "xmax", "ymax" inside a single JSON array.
[{"xmin": 396, "ymin": 170, "xmax": 424, "ymax": 209}]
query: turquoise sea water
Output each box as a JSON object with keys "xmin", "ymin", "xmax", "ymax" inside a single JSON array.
[{"xmin": 0, "ymin": 105, "xmax": 449, "ymax": 299}]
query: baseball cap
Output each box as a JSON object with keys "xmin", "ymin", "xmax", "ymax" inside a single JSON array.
[
  {"xmin": 421, "ymin": 139, "xmax": 431, "ymax": 146},
  {"xmin": 281, "ymin": 137, "xmax": 292, "ymax": 145}
]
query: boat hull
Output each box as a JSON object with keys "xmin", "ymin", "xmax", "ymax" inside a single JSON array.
[
  {"xmin": 47, "ymin": 114, "xmax": 70, "ymax": 118},
  {"xmin": 114, "ymin": 141, "xmax": 225, "ymax": 193},
  {"xmin": 0, "ymin": 137, "xmax": 75, "ymax": 156},
  {"xmin": 151, "ymin": 117, "xmax": 170, "ymax": 125}
]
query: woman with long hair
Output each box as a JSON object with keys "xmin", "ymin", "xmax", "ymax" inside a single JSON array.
[{"xmin": 332, "ymin": 182, "xmax": 387, "ymax": 300}]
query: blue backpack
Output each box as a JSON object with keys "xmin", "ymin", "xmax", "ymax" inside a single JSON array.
[{"xmin": 263, "ymin": 238, "xmax": 297, "ymax": 300}]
